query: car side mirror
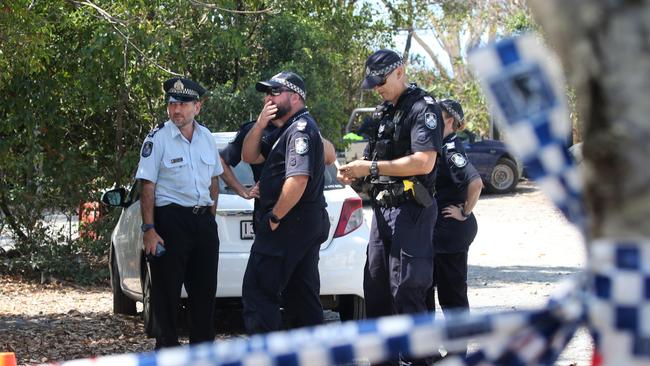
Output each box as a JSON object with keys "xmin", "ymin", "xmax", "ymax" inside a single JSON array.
[{"xmin": 101, "ymin": 188, "xmax": 127, "ymax": 207}]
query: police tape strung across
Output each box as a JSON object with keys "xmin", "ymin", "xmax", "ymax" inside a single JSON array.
[{"xmin": 37, "ymin": 35, "xmax": 639, "ymax": 366}]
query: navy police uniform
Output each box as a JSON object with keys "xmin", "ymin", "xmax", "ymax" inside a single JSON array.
[
  {"xmin": 361, "ymin": 51, "xmax": 444, "ymax": 328},
  {"xmin": 431, "ymin": 115, "xmax": 481, "ymax": 314},
  {"xmin": 136, "ymin": 78, "xmax": 223, "ymax": 348},
  {"xmin": 220, "ymin": 121, "xmax": 277, "ymax": 227},
  {"xmin": 242, "ymin": 73, "xmax": 330, "ymax": 334}
]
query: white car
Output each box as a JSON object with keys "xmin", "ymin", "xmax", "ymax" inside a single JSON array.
[{"xmin": 102, "ymin": 132, "xmax": 368, "ymax": 335}]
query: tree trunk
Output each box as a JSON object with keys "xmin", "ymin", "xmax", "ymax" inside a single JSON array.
[{"xmin": 529, "ymin": 1, "xmax": 650, "ymax": 239}]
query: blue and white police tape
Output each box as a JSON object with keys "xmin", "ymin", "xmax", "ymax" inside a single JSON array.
[
  {"xmin": 468, "ymin": 34, "xmax": 585, "ymax": 229},
  {"xmin": 42, "ymin": 281, "xmax": 584, "ymax": 366}
]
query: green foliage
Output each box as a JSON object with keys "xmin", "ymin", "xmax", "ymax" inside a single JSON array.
[{"xmin": 0, "ymin": 0, "xmax": 382, "ymax": 283}]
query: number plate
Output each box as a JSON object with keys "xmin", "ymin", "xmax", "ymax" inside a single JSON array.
[{"xmin": 240, "ymin": 220, "xmax": 255, "ymax": 240}]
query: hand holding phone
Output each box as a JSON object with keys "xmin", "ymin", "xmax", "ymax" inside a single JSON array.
[{"xmin": 146, "ymin": 242, "xmax": 166, "ymax": 261}]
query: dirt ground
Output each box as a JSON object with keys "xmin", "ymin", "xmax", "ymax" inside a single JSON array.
[{"xmin": 0, "ymin": 179, "xmax": 590, "ymax": 365}]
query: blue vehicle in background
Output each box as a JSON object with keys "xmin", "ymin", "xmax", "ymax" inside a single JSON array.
[{"xmin": 342, "ymin": 108, "xmax": 521, "ymax": 195}]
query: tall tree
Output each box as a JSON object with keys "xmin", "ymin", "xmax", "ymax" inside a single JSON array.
[{"xmin": 528, "ymin": 1, "xmax": 650, "ymax": 238}]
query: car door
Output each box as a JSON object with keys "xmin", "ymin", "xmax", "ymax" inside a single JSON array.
[{"xmin": 113, "ymin": 180, "xmax": 144, "ymax": 297}]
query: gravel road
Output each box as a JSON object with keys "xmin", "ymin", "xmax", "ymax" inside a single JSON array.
[{"xmin": 1, "ymin": 179, "xmax": 590, "ymax": 365}]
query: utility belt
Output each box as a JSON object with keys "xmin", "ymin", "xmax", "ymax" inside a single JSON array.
[{"xmin": 369, "ymin": 177, "xmax": 435, "ymax": 208}]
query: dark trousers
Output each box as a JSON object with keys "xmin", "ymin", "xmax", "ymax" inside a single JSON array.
[
  {"xmin": 151, "ymin": 205, "xmax": 219, "ymax": 348},
  {"xmin": 242, "ymin": 208, "xmax": 328, "ymax": 334},
  {"xmin": 364, "ymin": 200, "xmax": 436, "ymax": 365},
  {"xmin": 431, "ymin": 252, "xmax": 469, "ymax": 312}
]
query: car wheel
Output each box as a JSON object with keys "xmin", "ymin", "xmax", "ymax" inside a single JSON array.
[
  {"xmin": 338, "ymin": 295, "xmax": 365, "ymax": 321},
  {"xmin": 110, "ymin": 246, "xmax": 137, "ymax": 315},
  {"xmin": 142, "ymin": 266, "xmax": 155, "ymax": 337},
  {"xmin": 487, "ymin": 158, "xmax": 519, "ymax": 194}
]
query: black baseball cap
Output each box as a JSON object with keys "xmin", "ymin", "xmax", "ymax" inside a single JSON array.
[
  {"xmin": 163, "ymin": 78, "xmax": 206, "ymax": 102},
  {"xmin": 361, "ymin": 49, "xmax": 404, "ymax": 89},
  {"xmin": 255, "ymin": 71, "xmax": 306, "ymax": 100},
  {"xmin": 440, "ymin": 99, "xmax": 465, "ymax": 124}
]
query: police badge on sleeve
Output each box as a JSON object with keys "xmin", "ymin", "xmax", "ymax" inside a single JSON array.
[
  {"xmin": 424, "ymin": 113, "xmax": 437, "ymax": 129},
  {"xmin": 141, "ymin": 141, "xmax": 153, "ymax": 157},
  {"xmin": 295, "ymin": 137, "xmax": 309, "ymax": 155},
  {"xmin": 450, "ymin": 153, "xmax": 468, "ymax": 168}
]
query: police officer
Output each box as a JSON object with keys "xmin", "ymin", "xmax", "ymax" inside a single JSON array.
[
  {"xmin": 136, "ymin": 77, "xmax": 223, "ymax": 349},
  {"xmin": 431, "ymin": 99, "xmax": 483, "ymax": 315},
  {"xmin": 339, "ymin": 50, "xmax": 443, "ymax": 365},
  {"xmin": 240, "ymin": 71, "xmax": 330, "ymax": 333},
  {"xmin": 220, "ymin": 119, "xmax": 335, "ymax": 228}
]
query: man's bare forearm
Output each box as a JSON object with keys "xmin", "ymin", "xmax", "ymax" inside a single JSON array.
[
  {"xmin": 463, "ymin": 177, "xmax": 483, "ymax": 216},
  {"xmin": 141, "ymin": 180, "xmax": 156, "ymax": 225},
  {"xmin": 210, "ymin": 176, "xmax": 219, "ymax": 215},
  {"xmin": 272, "ymin": 175, "xmax": 308, "ymax": 219}
]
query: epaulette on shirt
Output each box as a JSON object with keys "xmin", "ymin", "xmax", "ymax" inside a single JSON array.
[
  {"xmin": 445, "ymin": 141, "xmax": 456, "ymax": 151},
  {"xmin": 147, "ymin": 122, "xmax": 166, "ymax": 138},
  {"xmin": 423, "ymin": 95, "xmax": 436, "ymax": 105}
]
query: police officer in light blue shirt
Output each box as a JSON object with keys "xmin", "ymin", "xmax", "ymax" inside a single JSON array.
[{"xmin": 136, "ymin": 77, "xmax": 223, "ymax": 349}]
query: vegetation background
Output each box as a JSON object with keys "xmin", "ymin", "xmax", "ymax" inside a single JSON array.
[{"xmin": 0, "ymin": 0, "xmax": 536, "ymax": 283}]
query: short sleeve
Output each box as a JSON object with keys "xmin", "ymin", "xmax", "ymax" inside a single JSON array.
[
  {"xmin": 211, "ymin": 136, "xmax": 224, "ymax": 177},
  {"xmin": 135, "ymin": 135, "xmax": 163, "ymax": 183},
  {"xmin": 220, "ymin": 124, "xmax": 250, "ymax": 166},
  {"xmin": 285, "ymin": 130, "xmax": 314, "ymax": 178},
  {"xmin": 410, "ymin": 101, "xmax": 443, "ymax": 154},
  {"xmin": 448, "ymin": 152, "xmax": 480, "ymax": 189}
]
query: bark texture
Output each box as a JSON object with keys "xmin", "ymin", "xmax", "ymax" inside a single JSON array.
[{"xmin": 529, "ymin": 0, "xmax": 650, "ymax": 239}]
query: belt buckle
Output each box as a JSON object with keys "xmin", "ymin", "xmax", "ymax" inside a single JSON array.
[{"xmin": 192, "ymin": 206, "xmax": 200, "ymax": 215}]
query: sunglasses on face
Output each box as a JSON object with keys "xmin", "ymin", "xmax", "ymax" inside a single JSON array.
[
  {"xmin": 376, "ymin": 68, "xmax": 396, "ymax": 87},
  {"xmin": 266, "ymin": 87, "xmax": 292, "ymax": 96}
]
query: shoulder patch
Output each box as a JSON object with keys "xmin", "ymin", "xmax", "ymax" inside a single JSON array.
[
  {"xmin": 425, "ymin": 112, "xmax": 438, "ymax": 129},
  {"xmin": 296, "ymin": 120, "xmax": 307, "ymax": 131},
  {"xmin": 423, "ymin": 96, "xmax": 436, "ymax": 105},
  {"xmin": 450, "ymin": 153, "xmax": 467, "ymax": 168},
  {"xmin": 141, "ymin": 141, "xmax": 153, "ymax": 158},
  {"xmin": 295, "ymin": 137, "xmax": 309, "ymax": 155},
  {"xmin": 147, "ymin": 122, "xmax": 165, "ymax": 138}
]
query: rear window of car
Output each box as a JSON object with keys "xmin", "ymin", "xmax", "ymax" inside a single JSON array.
[{"xmin": 219, "ymin": 163, "xmax": 344, "ymax": 194}]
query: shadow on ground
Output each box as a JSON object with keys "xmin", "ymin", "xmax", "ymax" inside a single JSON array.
[{"xmin": 468, "ymin": 264, "xmax": 581, "ymax": 288}]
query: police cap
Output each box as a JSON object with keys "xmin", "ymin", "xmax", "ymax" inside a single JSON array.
[
  {"xmin": 361, "ymin": 49, "xmax": 404, "ymax": 89},
  {"xmin": 255, "ymin": 71, "xmax": 306, "ymax": 100},
  {"xmin": 163, "ymin": 77, "xmax": 206, "ymax": 102},
  {"xmin": 440, "ymin": 99, "xmax": 465, "ymax": 124}
]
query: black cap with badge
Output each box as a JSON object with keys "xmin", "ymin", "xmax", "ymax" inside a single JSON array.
[
  {"xmin": 163, "ymin": 77, "xmax": 207, "ymax": 102},
  {"xmin": 361, "ymin": 49, "xmax": 404, "ymax": 89},
  {"xmin": 255, "ymin": 71, "xmax": 307, "ymax": 100},
  {"xmin": 440, "ymin": 99, "xmax": 465, "ymax": 126}
]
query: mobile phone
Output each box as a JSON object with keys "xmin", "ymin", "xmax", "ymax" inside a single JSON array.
[{"xmin": 146, "ymin": 242, "xmax": 166, "ymax": 260}]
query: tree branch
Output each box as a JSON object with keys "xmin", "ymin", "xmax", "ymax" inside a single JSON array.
[
  {"xmin": 411, "ymin": 30, "xmax": 451, "ymax": 79},
  {"xmin": 187, "ymin": 0, "xmax": 274, "ymax": 14}
]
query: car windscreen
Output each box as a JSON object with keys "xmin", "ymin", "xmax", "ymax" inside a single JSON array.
[{"xmin": 219, "ymin": 163, "xmax": 344, "ymax": 194}]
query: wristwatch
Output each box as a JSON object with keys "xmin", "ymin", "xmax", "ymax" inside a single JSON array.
[
  {"xmin": 370, "ymin": 161, "xmax": 379, "ymax": 178},
  {"xmin": 141, "ymin": 223, "xmax": 155, "ymax": 233},
  {"xmin": 461, "ymin": 208, "xmax": 471, "ymax": 219},
  {"xmin": 269, "ymin": 213, "xmax": 281, "ymax": 224}
]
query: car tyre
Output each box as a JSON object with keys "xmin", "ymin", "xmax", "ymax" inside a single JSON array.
[
  {"xmin": 487, "ymin": 158, "xmax": 518, "ymax": 194},
  {"xmin": 142, "ymin": 265, "xmax": 155, "ymax": 337},
  {"xmin": 338, "ymin": 295, "xmax": 365, "ymax": 321},
  {"xmin": 110, "ymin": 245, "xmax": 137, "ymax": 315}
]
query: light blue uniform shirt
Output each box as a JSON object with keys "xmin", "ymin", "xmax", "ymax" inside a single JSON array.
[{"xmin": 136, "ymin": 120, "xmax": 224, "ymax": 207}]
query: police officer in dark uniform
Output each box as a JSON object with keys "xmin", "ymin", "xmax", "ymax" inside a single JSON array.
[
  {"xmin": 136, "ymin": 77, "xmax": 223, "ymax": 349},
  {"xmin": 220, "ymin": 119, "xmax": 335, "ymax": 228},
  {"xmin": 219, "ymin": 120, "xmax": 276, "ymax": 226},
  {"xmin": 431, "ymin": 99, "xmax": 483, "ymax": 315},
  {"xmin": 339, "ymin": 50, "xmax": 443, "ymax": 365},
  {"xmin": 240, "ymin": 71, "xmax": 330, "ymax": 333}
]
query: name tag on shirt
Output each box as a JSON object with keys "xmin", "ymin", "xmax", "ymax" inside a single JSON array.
[{"xmin": 171, "ymin": 157, "xmax": 183, "ymax": 164}]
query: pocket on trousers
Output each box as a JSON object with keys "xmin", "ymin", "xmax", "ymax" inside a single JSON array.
[{"xmin": 399, "ymin": 252, "xmax": 433, "ymax": 289}]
